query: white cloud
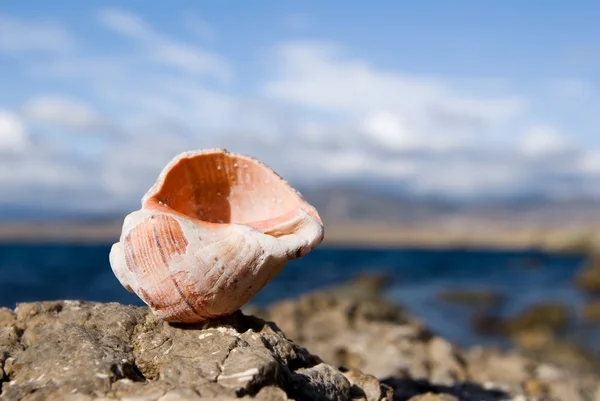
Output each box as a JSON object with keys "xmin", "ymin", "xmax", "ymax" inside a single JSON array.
[
  {"xmin": 264, "ymin": 41, "xmax": 525, "ymax": 121},
  {"xmin": 97, "ymin": 8, "xmax": 232, "ymax": 83},
  {"xmin": 0, "ymin": 111, "xmax": 28, "ymax": 152},
  {"xmin": 2, "ymin": 10, "xmax": 600, "ymax": 215},
  {"xmin": 21, "ymin": 95, "xmax": 109, "ymax": 131},
  {"xmin": 97, "ymin": 8, "xmax": 151, "ymax": 39},
  {"xmin": 263, "ymin": 40, "xmax": 529, "ymax": 159},
  {"xmin": 362, "ymin": 111, "xmax": 419, "ymax": 150},
  {"xmin": 578, "ymin": 150, "xmax": 600, "ymax": 176},
  {"xmin": 520, "ymin": 125, "xmax": 569, "ymax": 157},
  {"xmin": 0, "ymin": 14, "xmax": 75, "ymax": 53},
  {"xmin": 257, "ymin": 41, "xmax": 600, "ymax": 199}
]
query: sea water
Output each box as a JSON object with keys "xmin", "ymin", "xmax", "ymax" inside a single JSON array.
[{"xmin": 0, "ymin": 244, "xmax": 592, "ymax": 350}]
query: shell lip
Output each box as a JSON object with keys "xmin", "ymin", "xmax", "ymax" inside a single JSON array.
[
  {"xmin": 142, "ymin": 148, "xmax": 277, "ymax": 205},
  {"xmin": 143, "ymin": 200, "xmax": 321, "ymax": 238},
  {"xmin": 141, "ymin": 147, "xmax": 323, "ymax": 235}
]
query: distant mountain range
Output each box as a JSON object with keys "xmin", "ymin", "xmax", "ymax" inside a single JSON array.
[
  {"xmin": 1, "ymin": 184, "xmax": 599, "ymax": 226},
  {"xmin": 300, "ymin": 185, "xmax": 600, "ymax": 225}
]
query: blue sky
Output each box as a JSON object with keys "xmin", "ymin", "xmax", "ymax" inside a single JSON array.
[{"xmin": 1, "ymin": 1, "xmax": 600, "ymax": 214}]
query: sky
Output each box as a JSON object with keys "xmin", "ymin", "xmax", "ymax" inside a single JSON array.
[{"xmin": 1, "ymin": 1, "xmax": 600, "ymax": 215}]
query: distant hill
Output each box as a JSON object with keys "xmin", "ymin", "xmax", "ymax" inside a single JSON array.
[
  {"xmin": 298, "ymin": 185, "xmax": 600, "ymax": 226},
  {"xmin": 0, "ymin": 184, "xmax": 599, "ymax": 227},
  {"xmin": 0, "ymin": 184, "xmax": 599, "ymax": 248},
  {"xmin": 0, "ymin": 205, "xmax": 126, "ymax": 223},
  {"xmin": 298, "ymin": 186, "xmax": 459, "ymax": 223}
]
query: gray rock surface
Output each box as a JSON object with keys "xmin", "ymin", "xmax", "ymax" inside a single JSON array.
[
  {"xmin": 2, "ymin": 276, "xmax": 600, "ymax": 401},
  {"xmin": 0, "ymin": 301, "xmax": 391, "ymax": 401},
  {"xmin": 246, "ymin": 281, "xmax": 600, "ymax": 401}
]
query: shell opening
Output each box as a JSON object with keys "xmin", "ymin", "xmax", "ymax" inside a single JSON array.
[{"xmin": 146, "ymin": 151, "xmax": 306, "ymax": 233}]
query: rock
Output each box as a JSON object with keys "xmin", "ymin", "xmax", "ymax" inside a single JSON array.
[
  {"xmin": 523, "ymin": 341, "xmax": 598, "ymax": 370},
  {"xmin": 505, "ymin": 301, "xmax": 571, "ymax": 335},
  {"xmin": 0, "ymin": 308, "xmax": 14, "ymax": 326},
  {"xmin": 256, "ymin": 290, "xmax": 432, "ymax": 381},
  {"xmin": 464, "ymin": 347, "xmax": 531, "ymax": 393},
  {"xmin": 426, "ymin": 338, "xmax": 467, "ymax": 386},
  {"xmin": 289, "ymin": 363, "xmax": 352, "ymax": 401},
  {"xmin": 259, "ymin": 287, "xmax": 600, "ymax": 401},
  {"xmin": 575, "ymin": 257, "xmax": 600, "ymax": 294},
  {"xmin": 469, "ymin": 313, "xmax": 506, "ymax": 336},
  {"xmin": 522, "ymin": 378, "xmax": 547, "ymax": 397},
  {"xmin": 437, "ymin": 289, "xmax": 504, "ymax": 307},
  {"xmin": 510, "ymin": 328, "xmax": 556, "ymax": 351},
  {"xmin": 341, "ymin": 369, "xmax": 394, "ymax": 401},
  {"xmin": 330, "ymin": 273, "xmax": 393, "ymax": 298},
  {"xmin": 3, "ymin": 279, "xmax": 600, "ymax": 401},
  {"xmin": 582, "ymin": 299, "xmax": 600, "ymax": 323},
  {"xmin": 0, "ymin": 300, "xmax": 387, "ymax": 401},
  {"xmin": 408, "ymin": 394, "xmax": 459, "ymax": 401},
  {"xmin": 472, "ymin": 302, "xmax": 573, "ymax": 344}
]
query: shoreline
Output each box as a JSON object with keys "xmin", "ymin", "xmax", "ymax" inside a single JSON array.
[
  {"xmin": 0, "ymin": 219, "xmax": 597, "ymax": 254},
  {"xmin": 2, "ymin": 282, "xmax": 598, "ymax": 400}
]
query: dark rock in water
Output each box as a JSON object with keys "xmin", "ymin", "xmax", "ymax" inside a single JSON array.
[
  {"xmin": 505, "ymin": 301, "xmax": 571, "ymax": 335},
  {"xmin": 575, "ymin": 257, "xmax": 600, "ymax": 294},
  {"xmin": 510, "ymin": 328, "xmax": 557, "ymax": 351},
  {"xmin": 0, "ymin": 301, "xmax": 390, "ymax": 401},
  {"xmin": 254, "ymin": 287, "xmax": 600, "ymax": 401},
  {"xmin": 470, "ymin": 306, "xmax": 599, "ymax": 374},
  {"xmin": 582, "ymin": 299, "xmax": 600, "ymax": 323},
  {"xmin": 322, "ymin": 272, "xmax": 395, "ymax": 303},
  {"xmin": 470, "ymin": 313, "xmax": 506, "ymax": 336},
  {"xmin": 437, "ymin": 289, "xmax": 505, "ymax": 307}
]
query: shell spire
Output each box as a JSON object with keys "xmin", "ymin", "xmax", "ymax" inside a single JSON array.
[{"xmin": 109, "ymin": 148, "xmax": 324, "ymax": 323}]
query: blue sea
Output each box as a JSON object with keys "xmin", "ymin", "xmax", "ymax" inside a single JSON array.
[{"xmin": 0, "ymin": 244, "xmax": 596, "ymax": 350}]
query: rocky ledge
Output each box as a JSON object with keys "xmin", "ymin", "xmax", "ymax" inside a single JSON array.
[
  {"xmin": 246, "ymin": 288, "xmax": 600, "ymax": 401},
  {"xmin": 0, "ymin": 301, "xmax": 392, "ymax": 401},
  {"xmin": 1, "ymin": 285, "xmax": 600, "ymax": 401}
]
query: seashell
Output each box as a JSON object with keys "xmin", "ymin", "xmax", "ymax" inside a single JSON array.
[{"xmin": 109, "ymin": 148, "xmax": 324, "ymax": 323}]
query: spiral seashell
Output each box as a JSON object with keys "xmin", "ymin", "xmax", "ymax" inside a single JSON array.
[{"xmin": 109, "ymin": 148, "xmax": 324, "ymax": 323}]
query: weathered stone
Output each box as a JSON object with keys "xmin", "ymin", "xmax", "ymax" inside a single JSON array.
[
  {"xmin": 0, "ymin": 327, "xmax": 20, "ymax": 348},
  {"xmin": 522, "ymin": 378, "xmax": 547, "ymax": 397},
  {"xmin": 464, "ymin": 348, "xmax": 531, "ymax": 387},
  {"xmin": 575, "ymin": 257, "xmax": 600, "ymax": 294},
  {"xmin": 0, "ymin": 309, "xmax": 14, "ymax": 327},
  {"xmin": 0, "ymin": 301, "xmax": 386, "ymax": 401},
  {"xmin": 505, "ymin": 301, "xmax": 571, "ymax": 334},
  {"xmin": 427, "ymin": 338, "xmax": 466, "ymax": 386},
  {"xmin": 2, "ymin": 275, "xmax": 600, "ymax": 401},
  {"xmin": 257, "ymin": 283, "xmax": 600, "ymax": 401},
  {"xmin": 582, "ymin": 299, "xmax": 600, "ymax": 323},
  {"xmin": 342, "ymin": 369, "xmax": 393, "ymax": 401},
  {"xmin": 252, "ymin": 386, "xmax": 288, "ymax": 401},
  {"xmin": 408, "ymin": 393, "xmax": 459, "ymax": 401},
  {"xmin": 217, "ymin": 346, "xmax": 279, "ymax": 392},
  {"xmin": 289, "ymin": 363, "xmax": 351, "ymax": 401}
]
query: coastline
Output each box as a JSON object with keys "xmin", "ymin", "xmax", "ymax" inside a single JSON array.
[
  {"xmin": 0, "ymin": 218, "xmax": 598, "ymax": 254},
  {"xmin": 2, "ymin": 278, "xmax": 598, "ymax": 400}
]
